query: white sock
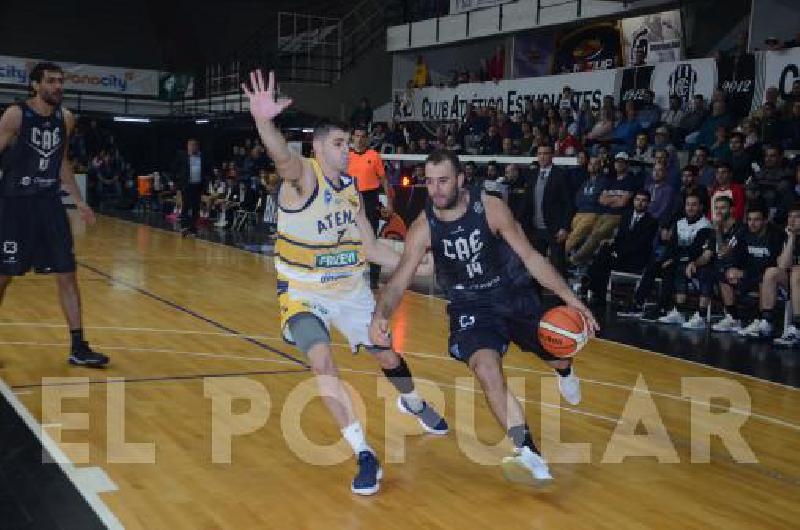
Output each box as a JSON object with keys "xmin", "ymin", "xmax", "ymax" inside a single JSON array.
[
  {"xmin": 401, "ymin": 391, "xmax": 424, "ymax": 413},
  {"xmin": 342, "ymin": 421, "xmax": 371, "ymax": 455}
]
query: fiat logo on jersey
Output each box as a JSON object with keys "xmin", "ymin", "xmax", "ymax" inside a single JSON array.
[{"xmin": 3, "ymin": 241, "xmax": 17, "ymax": 255}]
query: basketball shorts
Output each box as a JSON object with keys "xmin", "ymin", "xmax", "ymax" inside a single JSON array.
[
  {"xmin": 447, "ymin": 289, "xmax": 559, "ymax": 364},
  {"xmin": 0, "ymin": 196, "xmax": 76, "ymax": 276},
  {"xmin": 278, "ymin": 280, "xmax": 375, "ymax": 352}
]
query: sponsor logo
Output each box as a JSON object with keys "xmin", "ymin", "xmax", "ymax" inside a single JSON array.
[
  {"xmin": 20, "ymin": 176, "xmax": 31, "ymax": 186},
  {"xmin": 316, "ymin": 250, "xmax": 358, "ymax": 268},
  {"xmin": 3, "ymin": 241, "xmax": 17, "ymax": 254},
  {"xmin": 459, "ymin": 314, "xmax": 476, "ymax": 329}
]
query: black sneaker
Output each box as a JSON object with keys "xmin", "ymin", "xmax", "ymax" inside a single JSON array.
[{"xmin": 68, "ymin": 341, "xmax": 109, "ymax": 368}]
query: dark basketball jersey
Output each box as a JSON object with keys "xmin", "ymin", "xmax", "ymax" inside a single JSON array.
[
  {"xmin": 426, "ymin": 187, "xmax": 518, "ymax": 304},
  {"xmin": 1, "ymin": 102, "xmax": 65, "ymax": 197}
]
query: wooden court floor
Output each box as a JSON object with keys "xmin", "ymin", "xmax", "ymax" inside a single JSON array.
[{"xmin": 0, "ymin": 212, "xmax": 799, "ymax": 529}]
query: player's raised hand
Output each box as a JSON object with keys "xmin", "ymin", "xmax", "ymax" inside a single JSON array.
[{"xmin": 241, "ymin": 70, "xmax": 293, "ymax": 122}]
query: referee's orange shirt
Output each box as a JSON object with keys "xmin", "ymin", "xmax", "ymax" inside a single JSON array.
[{"xmin": 348, "ymin": 148, "xmax": 385, "ymax": 192}]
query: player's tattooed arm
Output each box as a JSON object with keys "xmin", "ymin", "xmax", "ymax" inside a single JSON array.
[
  {"xmin": 0, "ymin": 105, "xmax": 22, "ymax": 154},
  {"xmin": 370, "ymin": 214, "xmax": 432, "ymax": 347},
  {"xmin": 483, "ymin": 193, "xmax": 599, "ymax": 334}
]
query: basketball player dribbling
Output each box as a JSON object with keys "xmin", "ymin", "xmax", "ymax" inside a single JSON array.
[
  {"xmin": 0, "ymin": 62, "xmax": 108, "ymax": 368},
  {"xmin": 241, "ymin": 70, "xmax": 447, "ymax": 496},
  {"xmin": 370, "ymin": 151, "xmax": 599, "ymax": 483}
]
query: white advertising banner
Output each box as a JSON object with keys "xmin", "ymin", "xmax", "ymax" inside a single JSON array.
[
  {"xmin": 392, "ymin": 69, "xmax": 619, "ymax": 121},
  {"xmin": 761, "ymin": 46, "xmax": 800, "ymax": 103},
  {"xmin": 0, "ymin": 55, "xmax": 159, "ymax": 96},
  {"xmin": 650, "ymin": 58, "xmax": 717, "ymax": 109},
  {"xmin": 621, "ymin": 10, "xmax": 683, "ymax": 66}
]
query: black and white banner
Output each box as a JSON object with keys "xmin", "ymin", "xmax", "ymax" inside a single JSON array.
[
  {"xmin": 717, "ymin": 52, "xmax": 756, "ymax": 118},
  {"xmin": 650, "ymin": 58, "xmax": 717, "ymax": 110},
  {"xmin": 621, "ymin": 10, "xmax": 683, "ymax": 66},
  {"xmin": 392, "ymin": 69, "xmax": 620, "ymax": 121},
  {"xmin": 618, "ymin": 66, "xmax": 655, "ymax": 105},
  {"xmin": 761, "ymin": 47, "xmax": 800, "ymax": 103}
]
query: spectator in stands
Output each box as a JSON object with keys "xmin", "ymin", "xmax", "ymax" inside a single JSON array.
[
  {"xmin": 554, "ymin": 122, "xmax": 581, "ymax": 156},
  {"xmin": 695, "ymin": 100, "xmax": 733, "ymax": 148},
  {"xmin": 463, "ymin": 161, "xmax": 478, "ymax": 187},
  {"xmin": 443, "ymin": 133, "xmax": 462, "ymax": 154},
  {"xmin": 747, "ymin": 205, "xmax": 800, "ymax": 343},
  {"xmin": 496, "ymin": 111, "xmax": 513, "ymax": 139},
  {"xmin": 410, "ymin": 164, "xmax": 425, "ymax": 185},
  {"xmin": 613, "ymin": 101, "xmax": 642, "ymax": 153},
  {"xmin": 586, "ymin": 108, "xmax": 615, "ymax": 147},
  {"xmin": 596, "ymin": 143, "xmax": 614, "ymax": 179},
  {"xmin": 174, "ymin": 138, "xmax": 210, "ymax": 237},
  {"xmin": 487, "ymin": 45, "xmax": 505, "ymax": 81},
  {"xmin": 630, "ymin": 132, "xmax": 655, "ymax": 165},
  {"xmin": 740, "ymin": 118, "xmax": 760, "ymax": 151},
  {"xmin": 652, "ymin": 126, "xmax": 677, "ymax": 157},
  {"xmin": 670, "ymin": 165, "xmax": 709, "ymax": 224},
  {"xmin": 748, "ymin": 144, "xmax": 791, "ymax": 215},
  {"xmin": 385, "ymin": 144, "xmax": 408, "ymax": 186},
  {"xmin": 416, "ymin": 136, "xmax": 433, "ymax": 154},
  {"xmin": 567, "ymin": 150, "xmax": 590, "ymax": 198},
  {"xmin": 636, "ymin": 193, "xmax": 715, "ymax": 328},
  {"xmin": 570, "ymin": 153, "xmax": 634, "ymax": 265},
  {"xmin": 574, "ymin": 100, "xmax": 595, "ymax": 137},
  {"xmin": 480, "ymin": 125, "xmax": 503, "ymax": 155},
  {"xmin": 645, "ymin": 162, "xmax": 676, "ymax": 225},
  {"xmin": 662, "ymin": 95, "xmax": 686, "ymax": 134},
  {"xmin": 752, "ymin": 87, "xmax": 781, "ymax": 121},
  {"xmin": 565, "ymin": 156, "xmax": 606, "ymax": 258},
  {"xmin": 777, "ymin": 165, "xmax": 800, "ymax": 224},
  {"xmin": 784, "ymin": 101, "xmax": 800, "ymax": 149},
  {"xmin": 704, "ymin": 196, "xmax": 746, "ymax": 331},
  {"xmin": 522, "ymin": 144, "xmax": 573, "ymax": 275},
  {"xmin": 369, "ymin": 122, "xmax": 386, "ymax": 148},
  {"xmin": 412, "ymin": 55, "xmax": 429, "ymax": 88},
  {"xmin": 679, "ymin": 94, "xmax": 708, "ymax": 142},
  {"xmin": 770, "ymin": 206, "xmax": 800, "ymax": 345},
  {"xmin": 723, "ymin": 131, "xmax": 754, "ymax": 184},
  {"xmin": 718, "ymin": 206, "xmax": 786, "ymax": 337},
  {"xmin": 758, "ymin": 102, "xmax": 783, "ymax": 146},
  {"xmin": 505, "ymin": 163, "xmax": 527, "ymax": 221},
  {"xmin": 693, "ymin": 145, "xmax": 716, "ymax": 187},
  {"xmin": 485, "ymin": 160, "xmax": 500, "ymax": 181},
  {"xmin": 519, "ymin": 121, "xmax": 536, "ymax": 154},
  {"xmin": 636, "ymin": 90, "xmax": 662, "ymax": 131},
  {"xmin": 709, "ymin": 161, "xmax": 746, "ymax": 221},
  {"xmin": 588, "ymin": 190, "xmax": 659, "ymax": 304},
  {"xmin": 501, "ymin": 137, "xmax": 518, "ymax": 156},
  {"xmin": 709, "ymin": 125, "xmax": 731, "ymax": 160}
]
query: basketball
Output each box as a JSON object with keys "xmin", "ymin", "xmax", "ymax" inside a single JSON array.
[{"xmin": 538, "ymin": 306, "xmax": 589, "ymax": 358}]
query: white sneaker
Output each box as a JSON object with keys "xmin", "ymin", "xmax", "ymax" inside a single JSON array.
[
  {"xmin": 738, "ymin": 319, "xmax": 773, "ymax": 338},
  {"xmin": 712, "ymin": 314, "xmax": 741, "ymax": 333},
  {"xmin": 681, "ymin": 311, "xmax": 707, "ymax": 330},
  {"xmin": 501, "ymin": 447, "xmax": 553, "ymax": 485},
  {"xmin": 557, "ymin": 368, "xmax": 581, "ymax": 406},
  {"xmin": 658, "ymin": 308, "xmax": 685, "ymax": 325},
  {"xmin": 774, "ymin": 325, "xmax": 800, "ymax": 347}
]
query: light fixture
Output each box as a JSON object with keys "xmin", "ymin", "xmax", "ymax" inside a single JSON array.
[
  {"xmin": 113, "ymin": 116, "xmax": 150, "ymax": 123},
  {"xmin": 195, "ymin": 118, "xmax": 210, "ymax": 124}
]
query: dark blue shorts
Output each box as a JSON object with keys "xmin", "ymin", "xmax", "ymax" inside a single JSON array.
[{"xmin": 446, "ymin": 290, "xmax": 560, "ymax": 364}]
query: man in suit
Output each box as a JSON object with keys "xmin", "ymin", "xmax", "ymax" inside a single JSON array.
[
  {"xmin": 585, "ymin": 189, "xmax": 659, "ymax": 302},
  {"xmin": 174, "ymin": 138, "xmax": 210, "ymax": 236},
  {"xmin": 522, "ymin": 143, "xmax": 574, "ymax": 275}
]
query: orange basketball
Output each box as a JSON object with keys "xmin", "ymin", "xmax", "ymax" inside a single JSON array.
[{"xmin": 537, "ymin": 306, "xmax": 588, "ymax": 358}]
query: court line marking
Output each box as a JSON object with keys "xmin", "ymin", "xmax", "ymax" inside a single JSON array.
[
  {"xmin": 0, "ymin": 340, "xmax": 619, "ymax": 425},
  {"xmin": 100, "ymin": 214, "xmax": 800, "ymax": 392},
  {"xmin": 76, "ymin": 261, "xmax": 306, "ymax": 368},
  {"xmin": 0, "ymin": 378, "xmax": 123, "ymax": 530}
]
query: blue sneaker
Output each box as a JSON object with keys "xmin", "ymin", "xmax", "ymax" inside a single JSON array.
[
  {"xmin": 351, "ymin": 451, "xmax": 382, "ymax": 495},
  {"xmin": 397, "ymin": 396, "xmax": 449, "ymax": 435}
]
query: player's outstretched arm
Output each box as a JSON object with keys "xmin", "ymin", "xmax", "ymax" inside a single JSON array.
[
  {"xmin": 483, "ymin": 194, "xmax": 599, "ymax": 334},
  {"xmin": 369, "ymin": 213, "xmax": 432, "ymax": 347},
  {"xmin": 241, "ymin": 70, "xmax": 303, "ymax": 183}
]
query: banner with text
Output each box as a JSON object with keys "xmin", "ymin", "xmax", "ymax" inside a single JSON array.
[
  {"xmin": 0, "ymin": 55, "xmax": 159, "ymax": 96},
  {"xmin": 621, "ymin": 10, "xmax": 683, "ymax": 66},
  {"xmin": 392, "ymin": 69, "xmax": 619, "ymax": 121},
  {"xmin": 553, "ymin": 23, "xmax": 622, "ymax": 74},
  {"xmin": 761, "ymin": 46, "xmax": 800, "ymax": 103}
]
